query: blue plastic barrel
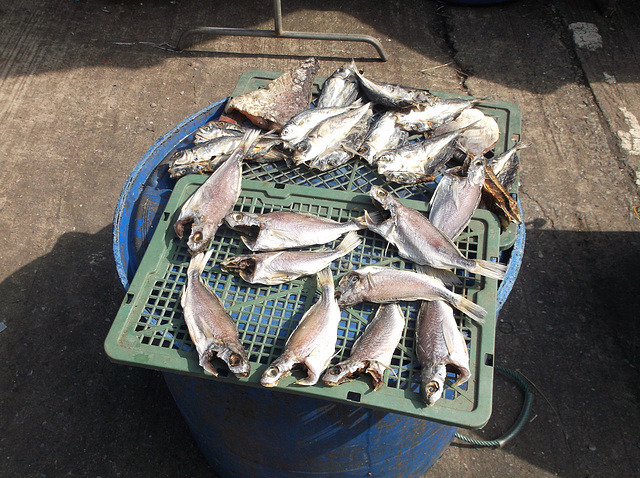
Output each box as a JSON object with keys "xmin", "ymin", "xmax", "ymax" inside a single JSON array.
[{"xmin": 113, "ymin": 98, "xmax": 523, "ymax": 477}]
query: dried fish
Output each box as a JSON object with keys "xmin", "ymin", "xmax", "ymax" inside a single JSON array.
[
  {"xmin": 181, "ymin": 249, "xmax": 251, "ymax": 377},
  {"xmin": 366, "ymin": 185, "xmax": 507, "ymax": 281},
  {"xmin": 322, "ymin": 303, "xmax": 405, "ymax": 390},
  {"xmin": 335, "ymin": 266, "xmax": 487, "ymax": 324},
  {"xmin": 395, "ymin": 96, "xmax": 485, "ymax": 133},
  {"xmin": 220, "ymin": 231, "xmax": 362, "ymax": 285},
  {"xmin": 416, "ymin": 299, "xmax": 470, "ymax": 405},
  {"xmin": 487, "ymin": 142, "xmax": 527, "ymax": 192},
  {"xmin": 280, "ymin": 100, "xmax": 363, "ymax": 145},
  {"xmin": 174, "ymin": 129, "xmax": 260, "ymax": 254},
  {"xmin": 351, "ymin": 60, "xmax": 436, "ymax": 108},
  {"xmin": 316, "ymin": 63, "xmax": 360, "ymax": 108},
  {"xmin": 358, "ymin": 111, "xmax": 409, "ymax": 166},
  {"xmin": 260, "ymin": 267, "xmax": 341, "ymax": 387},
  {"xmin": 224, "ymin": 210, "xmax": 371, "ymax": 252},
  {"xmin": 432, "ymin": 108, "xmax": 500, "ymax": 158},
  {"xmin": 225, "ymin": 57, "xmax": 319, "ymax": 132},
  {"xmin": 428, "ymin": 158, "xmax": 486, "ymax": 240}
]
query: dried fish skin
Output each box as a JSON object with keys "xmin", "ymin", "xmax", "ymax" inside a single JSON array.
[
  {"xmin": 224, "ymin": 57, "xmax": 319, "ymax": 132},
  {"xmin": 260, "ymin": 267, "xmax": 341, "ymax": 387},
  {"xmin": 224, "ymin": 210, "xmax": 368, "ymax": 252},
  {"xmin": 359, "ymin": 111, "xmax": 409, "ymax": 166},
  {"xmin": 181, "ymin": 250, "xmax": 251, "ymax": 377},
  {"xmin": 335, "ymin": 266, "xmax": 487, "ymax": 323},
  {"xmin": 482, "ymin": 164, "xmax": 522, "ymax": 228},
  {"xmin": 367, "ymin": 185, "xmax": 507, "ymax": 281},
  {"xmin": 321, "ymin": 303, "xmax": 405, "ymax": 390},
  {"xmin": 173, "ymin": 129, "xmax": 260, "ymax": 254},
  {"xmin": 220, "ymin": 231, "xmax": 362, "ymax": 285},
  {"xmin": 316, "ymin": 64, "xmax": 360, "ymax": 108},
  {"xmin": 432, "ymin": 108, "xmax": 500, "ymax": 157},
  {"xmin": 351, "ymin": 60, "xmax": 436, "ymax": 108},
  {"xmin": 416, "ymin": 299, "xmax": 470, "ymax": 406},
  {"xmin": 394, "ymin": 97, "xmax": 484, "ymax": 133},
  {"xmin": 428, "ymin": 158, "xmax": 486, "ymax": 240}
]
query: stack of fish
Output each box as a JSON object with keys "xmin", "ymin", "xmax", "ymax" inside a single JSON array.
[{"xmin": 170, "ymin": 57, "xmax": 524, "ymax": 406}]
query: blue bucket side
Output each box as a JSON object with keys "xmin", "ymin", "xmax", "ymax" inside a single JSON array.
[
  {"xmin": 164, "ymin": 373, "xmax": 456, "ymax": 478},
  {"xmin": 112, "ymin": 98, "xmax": 228, "ymax": 290},
  {"xmin": 496, "ymin": 197, "xmax": 525, "ymax": 314}
]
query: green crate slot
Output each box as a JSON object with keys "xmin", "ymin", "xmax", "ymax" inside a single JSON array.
[{"xmin": 106, "ymin": 176, "xmax": 500, "ymax": 427}]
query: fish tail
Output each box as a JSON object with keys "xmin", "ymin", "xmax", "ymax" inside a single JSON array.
[
  {"xmin": 453, "ymin": 296, "xmax": 486, "ymax": 324},
  {"xmin": 472, "ymin": 259, "xmax": 507, "ymax": 281},
  {"xmin": 187, "ymin": 248, "xmax": 215, "ymax": 276},
  {"xmin": 336, "ymin": 231, "xmax": 362, "ymax": 255},
  {"xmin": 316, "ymin": 267, "xmax": 334, "ymax": 290},
  {"xmin": 237, "ymin": 128, "xmax": 262, "ymax": 155}
]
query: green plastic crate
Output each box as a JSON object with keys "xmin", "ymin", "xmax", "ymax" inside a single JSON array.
[{"xmin": 105, "ymin": 69, "xmax": 522, "ymax": 428}]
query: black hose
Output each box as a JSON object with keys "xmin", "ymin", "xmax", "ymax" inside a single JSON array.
[{"xmin": 454, "ymin": 365, "xmax": 533, "ymax": 448}]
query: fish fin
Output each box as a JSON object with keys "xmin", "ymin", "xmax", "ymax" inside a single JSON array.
[
  {"xmin": 442, "ymin": 320, "xmax": 458, "ymax": 356},
  {"xmin": 454, "ymin": 296, "xmax": 486, "ymax": 324},
  {"xmin": 187, "ymin": 249, "xmax": 215, "ymax": 276},
  {"xmin": 472, "ymin": 259, "xmax": 507, "ymax": 281},
  {"xmin": 366, "ymin": 271, "xmax": 375, "ymax": 289},
  {"xmin": 236, "ymin": 128, "xmax": 262, "ymax": 155},
  {"xmin": 316, "ymin": 267, "xmax": 334, "ymax": 289},
  {"xmin": 415, "ymin": 264, "xmax": 462, "ymax": 287},
  {"xmin": 335, "ymin": 231, "xmax": 362, "ymax": 255}
]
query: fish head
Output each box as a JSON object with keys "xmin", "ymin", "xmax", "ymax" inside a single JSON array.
[
  {"xmin": 169, "ymin": 148, "xmax": 195, "ymax": 167},
  {"xmin": 186, "ymin": 223, "xmax": 213, "ymax": 255},
  {"xmin": 260, "ymin": 362, "xmax": 291, "ymax": 387},
  {"xmin": 292, "ymin": 138, "xmax": 323, "ymax": 165},
  {"xmin": 224, "ymin": 211, "xmax": 259, "ymax": 231},
  {"xmin": 466, "ymin": 156, "xmax": 486, "ymax": 186},
  {"xmin": 279, "ymin": 122, "xmax": 301, "ymax": 142},
  {"xmin": 421, "ymin": 363, "xmax": 447, "ymax": 406},
  {"xmin": 219, "ymin": 255, "xmax": 257, "ymax": 282},
  {"xmin": 368, "ymin": 185, "xmax": 400, "ymax": 214},
  {"xmin": 335, "ymin": 270, "xmax": 372, "ymax": 307},
  {"xmin": 321, "ymin": 361, "xmax": 362, "ymax": 386},
  {"xmin": 218, "ymin": 342, "xmax": 251, "ymax": 378}
]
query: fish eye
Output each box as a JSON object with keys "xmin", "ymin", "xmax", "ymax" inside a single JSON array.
[
  {"xmin": 233, "ymin": 213, "xmax": 243, "ymax": 221},
  {"xmin": 229, "ymin": 353, "xmax": 242, "ymax": 366},
  {"xmin": 427, "ymin": 382, "xmax": 439, "ymax": 394},
  {"xmin": 376, "ymin": 188, "xmax": 387, "ymax": 198},
  {"xmin": 296, "ymin": 142, "xmax": 309, "ymax": 153},
  {"xmin": 474, "ymin": 159, "xmax": 484, "ymax": 167},
  {"xmin": 192, "ymin": 231, "xmax": 203, "ymax": 243},
  {"xmin": 330, "ymin": 365, "xmax": 342, "ymax": 375},
  {"xmin": 266, "ymin": 367, "xmax": 279, "ymax": 378}
]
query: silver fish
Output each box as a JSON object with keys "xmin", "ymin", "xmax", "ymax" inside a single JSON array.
[
  {"xmin": 260, "ymin": 267, "xmax": 341, "ymax": 387},
  {"xmin": 487, "ymin": 142, "xmax": 527, "ymax": 192},
  {"xmin": 321, "ymin": 303, "xmax": 405, "ymax": 390},
  {"xmin": 334, "ymin": 266, "xmax": 486, "ymax": 324},
  {"xmin": 428, "ymin": 157, "xmax": 486, "ymax": 240},
  {"xmin": 358, "ymin": 111, "xmax": 409, "ymax": 166},
  {"xmin": 193, "ymin": 120, "xmax": 254, "ymax": 144},
  {"xmin": 181, "ymin": 249, "xmax": 251, "ymax": 377},
  {"xmin": 415, "ymin": 299, "xmax": 470, "ymax": 406},
  {"xmin": 174, "ymin": 129, "xmax": 260, "ymax": 254},
  {"xmin": 280, "ymin": 100, "xmax": 363, "ymax": 145},
  {"xmin": 432, "ymin": 108, "xmax": 500, "ymax": 157},
  {"xmin": 350, "ymin": 60, "xmax": 435, "ymax": 108},
  {"xmin": 292, "ymin": 102, "xmax": 373, "ymax": 165},
  {"xmin": 366, "ymin": 185, "xmax": 507, "ymax": 281},
  {"xmin": 224, "ymin": 210, "xmax": 371, "ymax": 252},
  {"xmin": 220, "ymin": 231, "xmax": 362, "ymax": 285},
  {"xmin": 316, "ymin": 64, "xmax": 360, "ymax": 108},
  {"xmin": 394, "ymin": 96, "xmax": 485, "ymax": 133},
  {"xmin": 375, "ymin": 130, "xmax": 460, "ymax": 184},
  {"xmin": 306, "ymin": 108, "xmax": 372, "ymax": 171}
]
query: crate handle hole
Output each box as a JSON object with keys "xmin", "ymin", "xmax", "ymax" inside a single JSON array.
[
  {"xmin": 274, "ymin": 183, "xmax": 286, "ymax": 190},
  {"xmin": 347, "ymin": 391, "xmax": 361, "ymax": 402},
  {"xmin": 125, "ymin": 293, "xmax": 134, "ymax": 304},
  {"xmin": 484, "ymin": 353, "xmax": 494, "ymax": 366}
]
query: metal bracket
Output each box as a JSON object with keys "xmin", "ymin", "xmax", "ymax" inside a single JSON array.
[{"xmin": 175, "ymin": 0, "xmax": 388, "ymax": 61}]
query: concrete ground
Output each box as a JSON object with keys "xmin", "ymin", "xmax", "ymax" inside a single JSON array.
[{"xmin": 1, "ymin": 0, "xmax": 639, "ymax": 476}]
